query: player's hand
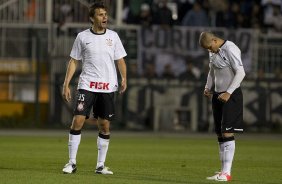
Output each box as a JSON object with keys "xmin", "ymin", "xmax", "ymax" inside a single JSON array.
[
  {"xmin": 204, "ymin": 88, "xmax": 212, "ymax": 98},
  {"xmin": 119, "ymin": 78, "xmax": 127, "ymax": 94},
  {"xmin": 218, "ymin": 92, "xmax": 231, "ymax": 103},
  {"xmin": 62, "ymin": 85, "xmax": 71, "ymax": 102}
]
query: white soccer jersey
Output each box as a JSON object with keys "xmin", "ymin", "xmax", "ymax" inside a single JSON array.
[
  {"xmin": 205, "ymin": 40, "xmax": 245, "ymax": 94},
  {"xmin": 70, "ymin": 28, "xmax": 127, "ymax": 93}
]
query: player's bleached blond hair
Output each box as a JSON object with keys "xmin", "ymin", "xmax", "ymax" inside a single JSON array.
[{"xmin": 199, "ymin": 32, "xmax": 216, "ymax": 48}]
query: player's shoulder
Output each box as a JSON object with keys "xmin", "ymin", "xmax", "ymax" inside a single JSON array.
[
  {"xmin": 105, "ymin": 29, "xmax": 119, "ymax": 36},
  {"xmin": 223, "ymin": 40, "xmax": 240, "ymax": 52},
  {"xmin": 225, "ymin": 40, "xmax": 237, "ymax": 47},
  {"xmin": 76, "ymin": 28, "xmax": 91, "ymax": 37}
]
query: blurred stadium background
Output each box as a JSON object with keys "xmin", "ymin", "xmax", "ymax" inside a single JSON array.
[{"xmin": 0, "ymin": 0, "xmax": 281, "ymax": 132}]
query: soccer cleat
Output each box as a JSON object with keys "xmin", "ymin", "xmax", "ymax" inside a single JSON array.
[
  {"xmin": 62, "ymin": 163, "xmax": 77, "ymax": 174},
  {"xmin": 95, "ymin": 166, "xmax": 113, "ymax": 175},
  {"xmin": 215, "ymin": 173, "xmax": 232, "ymax": 182},
  {"xmin": 206, "ymin": 171, "xmax": 221, "ymax": 180}
]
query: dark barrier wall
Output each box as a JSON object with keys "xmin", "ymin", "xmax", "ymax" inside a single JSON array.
[{"xmin": 125, "ymin": 79, "xmax": 282, "ymax": 132}]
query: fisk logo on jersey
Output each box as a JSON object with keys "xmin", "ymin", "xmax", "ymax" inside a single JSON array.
[{"xmin": 90, "ymin": 82, "xmax": 109, "ymax": 90}]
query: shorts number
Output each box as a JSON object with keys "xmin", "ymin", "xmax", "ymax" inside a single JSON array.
[{"xmin": 78, "ymin": 94, "xmax": 85, "ymax": 101}]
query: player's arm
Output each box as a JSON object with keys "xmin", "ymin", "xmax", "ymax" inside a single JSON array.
[
  {"xmin": 218, "ymin": 46, "xmax": 245, "ymax": 102},
  {"xmin": 116, "ymin": 58, "xmax": 127, "ymax": 94},
  {"xmin": 226, "ymin": 46, "xmax": 245, "ymax": 94},
  {"xmin": 62, "ymin": 58, "xmax": 78, "ymax": 102},
  {"xmin": 226, "ymin": 66, "xmax": 245, "ymax": 94},
  {"xmin": 218, "ymin": 66, "xmax": 245, "ymax": 102},
  {"xmin": 204, "ymin": 64, "xmax": 214, "ymax": 98}
]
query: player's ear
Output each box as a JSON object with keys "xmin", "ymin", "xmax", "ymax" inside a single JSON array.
[{"xmin": 90, "ymin": 17, "xmax": 94, "ymax": 23}]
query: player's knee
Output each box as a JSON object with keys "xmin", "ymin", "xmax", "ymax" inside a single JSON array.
[
  {"xmin": 98, "ymin": 126, "xmax": 110, "ymax": 134},
  {"xmin": 71, "ymin": 116, "xmax": 86, "ymax": 130},
  {"xmin": 70, "ymin": 124, "xmax": 83, "ymax": 130},
  {"xmin": 217, "ymin": 133, "xmax": 234, "ymax": 142},
  {"xmin": 221, "ymin": 133, "xmax": 235, "ymax": 142},
  {"xmin": 98, "ymin": 119, "xmax": 110, "ymax": 134},
  {"xmin": 222, "ymin": 133, "xmax": 234, "ymax": 138}
]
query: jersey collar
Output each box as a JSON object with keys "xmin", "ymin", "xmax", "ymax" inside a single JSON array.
[{"xmin": 90, "ymin": 28, "xmax": 106, "ymax": 35}]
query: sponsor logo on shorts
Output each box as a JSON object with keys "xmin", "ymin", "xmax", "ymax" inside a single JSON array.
[
  {"xmin": 226, "ymin": 127, "xmax": 233, "ymax": 131},
  {"xmin": 90, "ymin": 82, "xmax": 109, "ymax": 90}
]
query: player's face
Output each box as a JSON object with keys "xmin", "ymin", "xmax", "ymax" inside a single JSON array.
[
  {"xmin": 204, "ymin": 39, "xmax": 219, "ymax": 53},
  {"xmin": 203, "ymin": 39, "xmax": 218, "ymax": 53},
  {"xmin": 93, "ymin": 8, "xmax": 108, "ymax": 30}
]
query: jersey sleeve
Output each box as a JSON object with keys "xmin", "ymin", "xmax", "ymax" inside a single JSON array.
[
  {"xmin": 70, "ymin": 34, "xmax": 82, "ymax": 60},
  {"xmin": 114, "ymin": 33, "xmax": 127, "ymax": 60},
  {"xmin": 226, "ymin": 45, "xmax": 243, "ymax": 70},
  {"xmin": 205, "ymin": 63, "xmax": 214, "ymax": 90},
  {"xmin": 226, "ymin": 45, "xmax": 245, "ymax": 94}
]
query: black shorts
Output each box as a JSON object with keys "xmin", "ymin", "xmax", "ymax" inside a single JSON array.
[
  {"xmin": 73, "ymin": 89, "xmax": 116, "ymax": 121},
  {"xmin": 212, "ymin": 87, "xmax": 243, "ymax": 134}
]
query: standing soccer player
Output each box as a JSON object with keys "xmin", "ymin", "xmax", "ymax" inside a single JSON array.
[
  {"xmin": 62, "ymin": 2, "xmax": 127, "ymax": 175},
  {"xmin": 199, "ymin": 32, "xmax": 245, "ymax": 182}
]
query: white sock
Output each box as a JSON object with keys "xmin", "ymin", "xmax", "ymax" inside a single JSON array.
[
  {"xmin": 221, "ymin": 140, "xmax": 235, "ymax": 175},
  {"xmin": 96, "ymin": 136, "xmax": 110, "ymax": 168},
  {"xmin": 219, "ymin": 142, "xmax": 224, "ymax": 172},
  {"xmin": 68, "ymin": 133, "xmax": 81, "ymax": 165}
]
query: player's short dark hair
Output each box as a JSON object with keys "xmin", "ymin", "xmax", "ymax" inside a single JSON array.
[{"xmin": 89, "ymin": 1, "xmax": 107, "ymax": 18}]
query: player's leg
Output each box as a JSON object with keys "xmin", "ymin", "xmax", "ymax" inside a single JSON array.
[
  {"xmin": 215, "ymin": 132, "xmax": 234, "ymax": 181},
  {"xmin": 69, "ymin": 115, "xmax": 86, "ymax": 164},
  {"xmin": 215, "ymin": 88, "xmax": 243, "ymax": 181},
  {"xmin": 207, "ymin": 92, "xmax": 225, "ymax": 180},
  {"xmin": 63, "ymin": 90, "xmax": 94, "ymax": 174},
  {"xmin": 94, "ymin": 92, "xmax": 115, "ymax": 175},
  {"xmin": 62, "ymin": 115, "xmax": 86, "ymax": 174},
  {"xmin": 95, "ymin": 118, "xmax": 113, "ymax": 174},
  {"xmin": 212, "ymin": 92, "xmax": 225, "ymax": 174},
  {"xmin": 207, "ymin": 129, "xmax": 234, "ymax": 181}
]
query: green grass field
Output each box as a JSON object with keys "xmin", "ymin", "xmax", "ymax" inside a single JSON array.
[{"xmin": 0, "ymin": 131, "xmax": 282, "ymax": 184}]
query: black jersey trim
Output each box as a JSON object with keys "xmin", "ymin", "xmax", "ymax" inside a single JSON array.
[
  {"xmin": 219, "ymin": 40, "xmax": 227, "ymax": 48},
  {"xmin": 90, "ymin": 28, "xmax": 106, "ymax": 35}
]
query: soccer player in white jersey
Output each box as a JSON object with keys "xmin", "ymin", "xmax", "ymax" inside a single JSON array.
[
  {"xmin": 199, "ymin": 32, "xmax": 245, "ymax": 182},
  {"xmin": 62, "ymin": 2, "xmax": 127, "ymax": 175}
]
